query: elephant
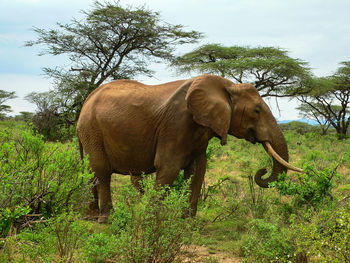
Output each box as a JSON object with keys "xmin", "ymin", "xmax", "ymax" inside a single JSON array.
[{"xmin": 76, "ymin": 74, "xmax": 302, "ymax": 223}]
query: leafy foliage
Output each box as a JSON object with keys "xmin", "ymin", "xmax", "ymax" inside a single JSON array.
[
  {"xmin": 242, "ymin": 219, "xmax": 295, "ymax": 263},
  {"xmin": 11, "ymin": 213, "xmax": 92, "ymax": 263},
  {"xmin": 82, "ymin": 232, "xmax": 118, "ymax": 263},
  {"xmin": 171, "ymin": 44, "xmax": 311, "ymax": 97},
  {"xmin": 0, "ymin": 128, "xmax": 93, "ymax": 236},
  {"xmin": 110, "ymin": 178, "xmax": 196, "ymax": 263},
  {"xmin": 271, "ymin": 164, "xmax": 336, "ymax": 209},
  {"xmin": 294, "ymin": 204, "xmax": 350, "ymax": 262}
]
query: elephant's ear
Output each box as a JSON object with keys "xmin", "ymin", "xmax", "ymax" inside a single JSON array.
[{"xmin": 186, "ymin": 75, "xmax": 232, "ymax": 145}]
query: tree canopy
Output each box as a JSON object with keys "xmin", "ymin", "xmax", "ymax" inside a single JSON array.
[
  {"xmin": 0, "ymin": 90, "xmax": 17, "ymax": 119},
  {"xmin": 26, "ymin": 1, "xmax": 203, "ymax": 124},
  {"xmin": 171, "ymin": 44, "xmax": 311, "ymax": 97},
  {"xmin": 297, "ymin": 62, "xmax": 350, "ymax": 138}
]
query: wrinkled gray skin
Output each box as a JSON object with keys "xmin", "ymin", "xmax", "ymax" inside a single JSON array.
[{"xmin": 77, "ymin": 74, "xmax": 289, "ymax": 223}]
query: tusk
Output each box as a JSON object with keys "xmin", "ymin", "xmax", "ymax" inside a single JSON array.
[{"xmin": 263, "ymin": 141, "xmax": 304, "ymax": 173}]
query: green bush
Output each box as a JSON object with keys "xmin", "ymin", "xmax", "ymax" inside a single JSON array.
[
  {"xmin": 110, "ymin": 178, "xmax": 197, "ymax": 263},
  {"xmin": 13, "ymin": 212, "xmax": 91, "ymax": 263},
  {"xmin": 82, "ymin": 232, "xmax": 118, "ymax": 263},
  {"xmin": 270, "ymin": 164, "xmax": 336, "ymax": 210},
  {"xmin": 0, "ymin": 128, "xmax": 93, "ymax": 236},
  {"xmin": 241, "ymin": 219, "xmax": 295, "ymax": 263},
  {"xmin": 0, "ymin": 206, "xmax": 31, "ymax": 237},
  {"xmin": 31, "ymin": 110, "xmax": 76, "ymax": 142},
  {"xmin": 293, "ymin": 203, "xmax": 350, "ymax": 262},
  {"xmin": 51, "ymin": 213, "xmax": 92, "ymax": 262},
  {"xmin": 238, "ymin": 163, "xmax": 343, "ymax": 263}
]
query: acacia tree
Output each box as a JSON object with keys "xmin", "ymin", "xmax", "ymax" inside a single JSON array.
[
  {"xmin": 171, "ymin": 44, "xmax": 311, "ymax": 97},
  {"xmin": 296, "ymin": 103, "xmax": 332, "ymax": 135},
  {"xmin": 297, "ymin": 62, "xmax": 350, "ymax": 138},
  {"xmin": 0, "ymin": 90, "xmax": 17, "ymax": 120},
  {"xmin": 25, "ymin": 91, "xmax": 64, "ymax": 140},
  {"xmin": 26, "ymin": 1, "xmax": 202, "ymax": 124}
]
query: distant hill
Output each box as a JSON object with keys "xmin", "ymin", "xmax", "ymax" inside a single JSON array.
[{"xmin": 278, "ymin": 119, "xmax": 319, "ymax": 126}]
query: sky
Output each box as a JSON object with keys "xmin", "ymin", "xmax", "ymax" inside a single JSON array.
[{"xmin": 1, "ymin": 0, "xmax": 350, "ymax": 120}]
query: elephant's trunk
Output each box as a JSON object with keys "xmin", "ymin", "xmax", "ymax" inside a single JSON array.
[{"xmin": 255, "ymin": 124, "xmax": 293, "ymax": 188}]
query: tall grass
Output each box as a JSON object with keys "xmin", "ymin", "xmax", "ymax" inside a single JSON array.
[{"xmin": 1, "ymin": 120, "xmax": 350, "ymax": 262}]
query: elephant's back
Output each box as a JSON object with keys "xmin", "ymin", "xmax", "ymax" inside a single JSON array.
[{"xmin": 81, "ymin": 79, "xmax": 186, "ymax": 116}]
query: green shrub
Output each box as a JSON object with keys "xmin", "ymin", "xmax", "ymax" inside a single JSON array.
[
  {"xmin": 12, "ymin": 224, "xmax": 57, "ymax": 262},
  {"xmin": 82, "ymin": 232, "xmax": 118, "ymax": 263},
  {"xmin": 270, "ymin": 163, "xmax": 336, "ymax": 210},
  {"xmin": 31, "ymin": 110, "xmax": 76, "ymax": 142},
  {"xmin": 0, "ymin": 206, "xmax": 31, "ymax": 237},
  {"xmin": 0, "ymin": 128, "xmax": 93, "ymax": 236},
  {"xmin": 51, "ymin": 213, "xmax": 92, "ymax": 262},
  {"xmin": 14, "ymin": 212, "xmax": 91, "ymax": 263},
  {"xmin": 294, "ymin": 203, "xmax": 350, "ymax": 262},
  {"xmin": 241, "ymin": 219, "xmax": 295, "ymax": 263},
  {"xmin": 111, "ymin": 178, "xmax": 197, "ymax": 263}
]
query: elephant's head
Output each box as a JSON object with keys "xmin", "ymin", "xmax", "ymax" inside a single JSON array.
[{"xmin": 186, "ymin": 74, "xmax": 303, "ymax": 188}]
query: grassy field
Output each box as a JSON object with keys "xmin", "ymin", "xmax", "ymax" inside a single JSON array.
[{"xmin": 1, "ymin": 120, "xmax": 350, "ymax": 262}]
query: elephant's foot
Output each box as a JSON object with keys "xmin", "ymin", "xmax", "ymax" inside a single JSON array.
[
  {"xmin": 182, "ymin": 207, "xmax": 197, "ymax": 219},
  {"xmin": 84, "ymin": 208, "xmax": 100, "ymax": 221},
  {"xmin": 97, "ymin": 207, "xmax": 112, "ymax": 224},
  {"xmin": 98, "ymin": 215, "xmax": 109, "ymax": 223}
]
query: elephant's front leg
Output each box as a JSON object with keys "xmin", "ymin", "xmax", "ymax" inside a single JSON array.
[
  {"xmin": 186, "ymin": 152, "xmax": 207, "ymax": 217},
  {"xmin": 154, "ymin": 148, "xmax": 183, "ymax": 187}
]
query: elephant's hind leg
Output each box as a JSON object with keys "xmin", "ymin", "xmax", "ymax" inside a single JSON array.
[
  {"xmin": 85, "ymin": 177, "xmax": 99, "ymax": 220},
  {"xmin": 88, "ymin": 152, "xmax": 113, "ymax": 223},
  {"xmin": 96, "ymin": 171, "xmax": 113, "ymax": 223}
]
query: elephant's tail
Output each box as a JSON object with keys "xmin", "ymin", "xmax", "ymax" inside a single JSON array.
[{"xmin": 78, "ymin": 137, "xmax": 84, "ymax": 161}]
